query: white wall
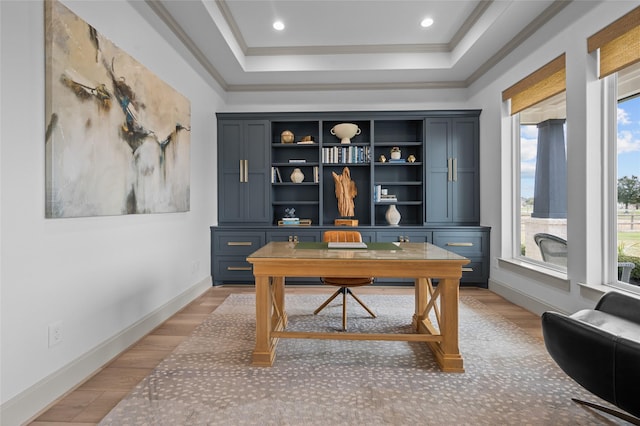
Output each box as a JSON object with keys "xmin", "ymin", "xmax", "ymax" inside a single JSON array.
[
  {"xmin": 0, "ymin": 1, "xmax": 223, "ymax": 423},
  {"xmin": 467, "ymin": 1, "xmax": 639, "ymax": 314}
]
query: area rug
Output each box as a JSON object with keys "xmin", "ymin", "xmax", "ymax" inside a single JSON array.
[{"xmin": 99, "ymin": 294, "xmax": 624, "ymax": 425}]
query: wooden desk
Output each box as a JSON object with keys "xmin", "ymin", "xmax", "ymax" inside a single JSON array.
[{"xmin": 246, "ymin": 241, "xmax": 470, "ymax": 372}]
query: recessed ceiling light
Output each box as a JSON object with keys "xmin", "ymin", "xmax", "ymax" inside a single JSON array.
[
  {"xmin": 273, "ymin": 20, "xmax": 285, "ymax": 31},
  {"xmin": 420, "ymin": 17, "xmax": 434, "ymax": 28}
]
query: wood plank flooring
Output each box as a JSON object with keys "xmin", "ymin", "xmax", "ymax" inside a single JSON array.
[{"xmin": 28, "ymin": 286, "xmax": 542, "ymax": 425}]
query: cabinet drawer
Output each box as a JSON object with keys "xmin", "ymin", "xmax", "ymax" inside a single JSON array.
[
  {"xmin": 376, "ymin": 231, "xmax": 432, "ymax": 243},
  {"xmin": 213, "ymin": 232, "xmax": 265, "ymax": 255},
  {"xmin": 460, "ymin": 258, "xmax": 486, "ymax": 282},
  {"xmin": 432, "ymin": 231, "xmax": 486, "ymax": 257},
  {"xmin": 267, "ymin": 230, "xmax": 321, "ymax": 243},
  {"xmin": 214, "ymin": 257, "xmax": 254, "ymax": 281}
]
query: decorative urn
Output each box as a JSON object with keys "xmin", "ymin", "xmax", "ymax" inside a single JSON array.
[
  {"xmin": 281, "ymin": 130, "xmax": 294, "ymax": 143},
  {"xmin": 390, "ymin": 147, "xmax": 401, "ymax": 160},
  {"xmin": 385, "ymin": 204, "xmax": 401, "ymax": 226},
  {"xmin": 290, "ymin": 168, "xmax": 305, "ymax": 183},
  {"xmin": 331, "ymin": 123, "xmax": 361, "ymax": 144}
]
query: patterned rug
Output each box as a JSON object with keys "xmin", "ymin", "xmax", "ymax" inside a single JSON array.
[{"xmin": 99, "ymin": 294, "xmax": 625, "ymax": 425}]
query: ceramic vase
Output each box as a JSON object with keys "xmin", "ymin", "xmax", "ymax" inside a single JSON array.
[
  {"xmin": 290, "ymin": 168, "xmax": 305, "ymax": 183},
  {"xmin": 385, "ymin": 204, "xmax": 401, "ymax": 226}
]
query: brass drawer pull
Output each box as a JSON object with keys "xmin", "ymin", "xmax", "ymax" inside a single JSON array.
[
  {"xmin": 462, "ymin": 267, "xmax": 474, "ymax": 272},
  {"xmin": 446, "ymin": 242, "xmax": 473, "ymax": 247},
  {"xmin": 227, "ymin": 241, "xmax": 253, "ymax": 246},
  {"xmin": 227, "ymin": 266, "xmax": 252, "ymax": 271}
]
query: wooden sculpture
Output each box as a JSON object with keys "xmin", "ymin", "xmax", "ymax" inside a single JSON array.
[{"xmin": 332, "ymin": 167, "xmax": 357, "ymax": 218}]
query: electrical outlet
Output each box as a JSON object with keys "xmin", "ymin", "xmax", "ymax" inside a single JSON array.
[
  {"xmin": 191, "ymin": 260, "xmax": 200, "ymax": 274},
  {"xmin": 48, "ymin": 321, "xmax": 63, "ymax": 347}
]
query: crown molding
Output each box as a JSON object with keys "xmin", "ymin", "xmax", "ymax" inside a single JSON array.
[
  {"xmin": 145, "ymin": 0, "xmax": 229, "ymax": 91},
  {"xmin": 245, "ymin": 43, "xmax": 449, "ymax": 56},
  {"xmin": 465, "ymin": 0, "xmax": 571, "ymax": 86},
  {"xmin": 226, "ymin": 80, "xmax": 467, "ymax": 92}
]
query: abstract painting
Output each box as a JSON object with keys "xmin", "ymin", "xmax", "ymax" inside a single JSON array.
[{"xmin": 45, "ymin": 0, "xmax": 191, "ymax": 218}]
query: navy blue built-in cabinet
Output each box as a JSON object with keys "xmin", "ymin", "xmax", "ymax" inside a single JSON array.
[{"xmin": 213, "ymin": 110, "xmax": 489, "ymax": 287}]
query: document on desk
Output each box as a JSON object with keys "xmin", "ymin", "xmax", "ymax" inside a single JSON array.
[{"xmin": 327, "ymin": 242, "xmax": 368, "ymax": 249}]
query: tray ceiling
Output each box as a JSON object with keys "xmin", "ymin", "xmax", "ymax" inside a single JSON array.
[{"xmin": 138, "ymin": 0, "xmax": 589, "ymax": 92}]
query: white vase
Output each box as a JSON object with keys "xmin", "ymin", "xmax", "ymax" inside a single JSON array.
[
  {"xmin": 385, "ymin": 204, "xmax": 401, "ymax": 226},
  {"xmin": 290, "ymin": 168, "xmax": 305, "ymax": 183}
]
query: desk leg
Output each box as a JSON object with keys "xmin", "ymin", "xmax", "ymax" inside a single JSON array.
[
  {"xmin": 252, "ymin": 275, "xmax": 276, "ymax": 366},
  {"xmin": 437, "ymin": 278, "xmax": 464, "ymax": 372},
  {"xmin": 271, "ymin": 276, "xmax": 287, "ymax": 330},
  {"xmin": 413, "ymin": 277, "xmax": 428, "ymax": 331}
]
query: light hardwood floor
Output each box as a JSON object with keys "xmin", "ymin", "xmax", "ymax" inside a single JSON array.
[{"xmin": 28, "ymin": 285, "xmax": 543, "ymax": 425}]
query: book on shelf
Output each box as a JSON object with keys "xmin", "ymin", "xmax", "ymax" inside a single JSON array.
[
  {"xmin": 388, "ymin": 158, "xmax": 406, "ymax": 163},
  {"xmin": 313, "ymin": 166, "xmax": 319, "ymax": 183},
  {"xmin": 288, "ymin": 159, "xmax": 306, "ymax": 163},
  {"xmin": 322, "ymin": 146, "xmax": 370, "ymax": 164},
  {"xmin": 271, "ymin": 166, "xmax": 283, "ymax": 183}
]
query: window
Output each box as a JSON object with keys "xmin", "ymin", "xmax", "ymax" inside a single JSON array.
[
  {"xmin": 502, "ymin": 54, "xmax": 567, "ymax": 269},
  {"xmin": 589, "ymin": 7, "xmax": 640, "ymax": 288},
  {"xmin": 614, "ymin": 63, "xmax": 640, "ymax": 287},
  {"xmin": 517, "ymin": 93, "xmax": 567, "ymax": 268}
]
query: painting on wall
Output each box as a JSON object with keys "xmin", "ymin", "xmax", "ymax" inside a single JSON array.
[{"xmin": 45, "ymin": 0, "xmax": 191, "ymax": 218}]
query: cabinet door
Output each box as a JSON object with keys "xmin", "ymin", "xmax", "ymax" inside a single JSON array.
[
  {"xmin": 218, "ymin": 120, "xmax": 270, "ymax": 223},
  {"xmin": 218, "ymin": 121, "xmax": 244, "ymax": 223},
  {"xmin": 244, "ymin": 121, "xmax": 271, "ymax": 223},
  {"xmin": 425, "ymin": 118, "xmax": 453, "ymax": 222},
  {"xmin": 451, "ymin": 118, "xmax": 479, "ymax": 223},
  {"xmin": 425, "ymin": 117, "xmax": 479, "ymax": 224}
]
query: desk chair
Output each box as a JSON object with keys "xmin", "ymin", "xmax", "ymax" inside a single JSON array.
[
  {"xmin": 534, "ymin": 233, "xmax": 568, "ymax": 267},
  {"xmin": 534, "ymin": 233, "xmax": 636, "ymax": 283},
  {"xmin": 314, "ymin": 230, "xmax": 376, "ymax": 330}
]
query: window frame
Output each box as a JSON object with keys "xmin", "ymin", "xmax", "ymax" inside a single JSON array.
[
  {"xmin": 603, "ymin": 73, "xmax": 640, "ymax": 294},
  {"xmin": 511, "ymin": 105, "xmax": 568, "ymax": 273}
]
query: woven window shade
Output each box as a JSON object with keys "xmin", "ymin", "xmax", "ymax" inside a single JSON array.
[
  {"xmin": 502, "ymin": 54, "xmax": 566, "ymax": 115},
  {"xmin": 587, "ymin": 7, "xmax": 640, "ymax": 79}
]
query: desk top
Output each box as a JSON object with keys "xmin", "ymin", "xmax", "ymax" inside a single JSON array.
[{"xmin": 247, "ymin": 241, "xmax": 467, "ymax": 262}]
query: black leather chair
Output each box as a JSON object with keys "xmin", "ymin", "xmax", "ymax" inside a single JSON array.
[{"xmin": 541, "ymin": 291, "xmax": 640, "ymax": 424}]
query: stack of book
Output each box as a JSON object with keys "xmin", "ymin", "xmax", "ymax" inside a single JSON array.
[
  {"xmin": 281, "ymin": 217, "xmax": 300, "ymax": 225},
  {"xmin": 373, "ymin": 185, "xmax": 398, "ymax": 202},
  {"xmin": 379, "ymin": 194, "xmax": 397, "ymax": 202}
]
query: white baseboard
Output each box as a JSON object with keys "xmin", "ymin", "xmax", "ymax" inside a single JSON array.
[
  {"xmin": 1, "ymin": 277, "xmax": 212, "ymax": 426},
  {"xmin": 488, "ymin": 277, "xmax": 567, "ymax": 316}
]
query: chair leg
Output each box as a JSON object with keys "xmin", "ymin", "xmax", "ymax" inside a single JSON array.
[
  {"xmin": 571, "ymin": 398, "xmax": 640, "ymax": 425},
  {"xmin": 342, "ymin": 288, "xmax": 347, "ymax": 331},
  {"xmin": 313, "ymin": 288, "xmax": 343, "ymax": 315},
  {"xmin": 346, "ymin": 288, "xmax": 377, "ymax": 318}
]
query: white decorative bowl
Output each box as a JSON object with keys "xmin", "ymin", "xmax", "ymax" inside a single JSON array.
[{"xmin": 331, "ymin": 123, "xmax": 361, "ymax": 144}]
